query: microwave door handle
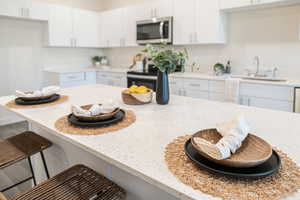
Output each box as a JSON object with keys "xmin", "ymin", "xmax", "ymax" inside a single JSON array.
[{"xmin": 159, "ymin": 21, "xmax": 164, "ymax": 39}]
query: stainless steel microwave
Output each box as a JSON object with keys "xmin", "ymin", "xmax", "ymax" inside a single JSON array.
[{"xmin": 136, "ymin": 17, "xmax": 173, "ymax": 45}]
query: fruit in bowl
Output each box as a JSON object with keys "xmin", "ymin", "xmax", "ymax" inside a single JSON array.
[{"xmin": 122, "ymin": 85, "xmax": 153, "ymax": 105}]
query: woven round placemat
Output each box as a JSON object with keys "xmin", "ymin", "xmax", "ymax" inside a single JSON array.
[
  {"xmin": 5, "ymin": 95, "xmax": 69, "ymax": 109},
  {"xmin": 165, "ymin": 135, "xmax": 300, "ymax": 200},
  {"xmin": 55, "ymin": 110, "xmax": 136, "ymax": 135}
]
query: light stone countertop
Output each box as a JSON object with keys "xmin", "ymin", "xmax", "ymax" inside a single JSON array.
[
  {"xmin": 43, "ymin": 66, "xmax": 300, "ymax": 88},
  {"xmin": 1, "ymin": 84, "xmax": 300, "ymax": 200}
]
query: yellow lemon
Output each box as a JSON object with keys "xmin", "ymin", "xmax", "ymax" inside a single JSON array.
[{"xmin": 128, "ymin": 85, "xmax": 139, "ymax": 93}]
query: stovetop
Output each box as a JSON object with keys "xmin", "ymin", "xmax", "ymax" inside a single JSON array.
[{"xmin": 127, "ymin": 71, "xmax": 157, "ymax": 76}]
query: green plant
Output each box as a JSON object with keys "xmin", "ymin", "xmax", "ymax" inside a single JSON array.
[
  {"xmin": 143, "ymin": 44, "xmax": 188, "ymax": 74},
  {"xmin": 91, "ymin": 56, "xmax": 102, "ymax": 63}
]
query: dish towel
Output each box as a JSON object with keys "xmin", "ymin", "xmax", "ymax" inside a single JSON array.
[
  {"xmin": 16, "ymin": 86, "xmax": 60, "ymax": 98},
  {"xmin": 194, "ymin": 116, "xmax": 250, "ymax": 160},
  {"xmin": 72, "ymin": 101, "xmax": 118, "ymax": 117},
  {"xmin": 224, "ymin": 78, "xmax": 240, "ymax": 103}
]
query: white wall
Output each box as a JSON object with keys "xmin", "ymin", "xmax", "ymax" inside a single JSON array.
[{"xmin": 102, "ymin": 1, "xmax": 300, "ymax": 79}]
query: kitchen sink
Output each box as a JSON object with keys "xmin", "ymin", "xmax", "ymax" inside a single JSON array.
[{"xmin": 232, "ymin": 75, "xmax": 287, "ymax": 82}]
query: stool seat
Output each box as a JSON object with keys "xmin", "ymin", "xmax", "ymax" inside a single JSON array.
[
  {"xmin": 0, "ymin": 132, "xmax": 52, "ymax": 169},
  {"xmin": 10, "ymin": 165, "xmax": 126, "ymax": 200}
]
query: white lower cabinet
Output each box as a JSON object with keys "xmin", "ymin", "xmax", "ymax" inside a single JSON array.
[
  {"xmin": 240, "ymin": 96, "xmax": 293, "ymax": 112},
  {"xmin": 96, "ymin": 72, "xmax": 126, "ymax": 88},
  {"xmin": 239, "ymin": 83, "xmax": 294, "ymax": 112},
  {"xmin": 169, "ymin": 77, "xmax": 225, "ymax": 101},
  {"xmin": 44, "ymin": 71, "xmax": 96, "ymax": 88}
]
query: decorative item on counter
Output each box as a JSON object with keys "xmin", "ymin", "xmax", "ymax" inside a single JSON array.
[
  {"xmin": 165, "ymin": 135, "xmax": 300, "ymax": 200},
  {"xmin": 191, "ymin": 116, "xmax": 275, "ymax": 169},
  {"xmin": 92, "ymin": 56, "xmax": 102, "ymax": 66},
  {"xmin": 213, "ymin": 63, "xmax": 225, "ymax": 76},
  {"xmin": 122, "ymin": 85, "xmax": 153, "ymax": 105},
  {"xmin": 129, "ymin": 53, "xmax": 147, "ymax": 72},
  {"xmin": 68, "ymin": 101, "xmax": 125, "ymax": 128},
  {"xmin": 143, "ymin": 43, "xmax": 188, "ymax": 105},
  {"xmin": 14, "ymin": 86, "xmax": 61, "ymax": 105},
  {"xmin": 225, "ymin": 60, "xmax": 232, "ymax": 74},
  {"xmin": 71, "ymin": 102, "xmax": 120, "ymax": 122}
]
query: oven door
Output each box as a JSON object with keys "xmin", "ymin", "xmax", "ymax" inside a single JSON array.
[
  {"xmin": 137, "ymin": 17, "xmax": 173, "ymax": 45},
  {"xmin": 127, "ymin": 75, "xmax": 157, "ymax": 92}
]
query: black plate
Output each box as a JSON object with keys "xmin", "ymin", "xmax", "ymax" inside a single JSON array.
[
  {"xmin": 68, "ymin": 109, "xmax": 125, "ymax": 128},
  {"xmin": 184, "ymin": 138, "xmax": 281, "ymax": 179},
  {"xmin": 15, "ymin": 94, "xmax": 60, "ymax": 105}
]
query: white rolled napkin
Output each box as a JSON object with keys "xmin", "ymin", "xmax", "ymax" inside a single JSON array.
[
  {"xmin": 16, "ymin": 86, "xmax": 60, "ymax": 98},
  {"xmin": 194, "ymin": 116, "xmax": 250, "ymax": 160},
  {"xmin": 72, "ymin": 101, "xmax": 119, "ymax": 117}
]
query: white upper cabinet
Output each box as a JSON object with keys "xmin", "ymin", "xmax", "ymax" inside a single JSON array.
[
  {"xmin": 48, "ymin": 5, "xmax": 100, "ymax": 48},
  {"xmin": 100, "ymin": 8, "xmax": 123, "ymax": 48},
  {"xmin": 135, "ymin": 0, "xmax": 173, "ymax": 20},
  {"xmin": 220, "ymin": 0, "xmax": 290, "ymax": 10},
  {"xmin": 173, "ymin": 0, "xmax": 196, "ymax": 45},
  {"xmin": 0, "ymin": 0, "xmax": 49, "ymax": 20},
  {"xmin": 73, "ymin": 8, "xmax": 100, "ymax": 48},
  {"xmin": 25, "ymin": 0, "xmax": 49, "ymax": 21},
  {"xmin": 100, "ymin": 6, "xmax": 138, "ymax": 48},
  {"xmin": 48, "ymin": 5, "xmax": 73, "ymax": 47},
  {"xmin": 173, "ymin": 0, "xmax": 227, "ymax": 45},
  {"xmin": 123, "ymin": 6, "xmax": 138, "ymax": 47},
  {"xmin": 0, "ymin": 0, "xmax": 23, "ymax": 18}
]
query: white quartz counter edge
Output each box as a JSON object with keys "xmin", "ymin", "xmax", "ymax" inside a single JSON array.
[
  {"xmin": 43, "ymin": 67, "xmax": 300, "ymax": 88},
  {"xmin": 0, "ymin": 96, "xmax": 188, "ymax": 199},
  {"xmin": 1, "ymin": 85, "xmax": 300, "ymax": 200}
]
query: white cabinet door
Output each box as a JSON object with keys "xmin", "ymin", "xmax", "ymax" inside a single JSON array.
[
  {"xmin": 220, "ymin": 0, "xmax": 252, "ymax": 9},
  {"xmin": 100, "ymin": 9, "xmax": 123, "ymax": 48},
  {"xmin": 184, "ymin": 89, "xmax": 209, "ymax": 99},
  {"xmin": 152, "ymin": 0, "xmax": 173, "ymax": 18},
  {"xmin": 48, "ymin": 5, "xmax": 73, "ymax": 47},
  {"xmin": 0, "ymin": 0, "xmax": 23, "ymax": 18},
  {"xmin": 196, "ymin": 0, "xmax": 227, "ymax": 44},
  {"xmin": 240, "ymin": 96, "xmax": 292, "ymax": 112},
  {"xmin": 26, "ymin": 0, "xmax": 49, "ymax": 21},
  {"xmin": 173, "ymin": 0, "xmax": 196, "ymax": 45},
  {"xmin": 73, "ymin": 8, "xmax": 100, "ymax": 48},
  {"xmin": 123, "ymin": 6, "xmax": 138, "ymax": 47}
]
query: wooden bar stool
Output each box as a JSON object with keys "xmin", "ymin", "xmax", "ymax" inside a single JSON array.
[
  {"xmin": 0, "ymin": 131, "xmax": 52, "ymax": 193},
  {"xmin": 0, "ymin": 165, "xmax": 126, "ymax": 200}
]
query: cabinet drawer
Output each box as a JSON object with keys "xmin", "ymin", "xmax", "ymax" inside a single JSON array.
[
  {"xmin": 209, "ymin": 80, "xmax": 225, "ymax": 93},
  {"xmin": 240, "ymin": 83, "xmax": 293, "ymax": 101},
  {"xmin": 61, "ymin": 72, "xmax": 85, "ymax": 82},
  {"xmin": 184, "ymin": 79, "xmax": 209, "ymax": 91},
  {"xmin": 185, "ymin": 90, "xmax": 209, "ymax": 99},
  {"xmin": 209, "ymin": 92, "xmax": 225, "ymax": 102}
]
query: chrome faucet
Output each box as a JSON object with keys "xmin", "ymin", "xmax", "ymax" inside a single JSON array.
[{"xmin": 254, "ymin": 56, "xmax": 260, "ymax": 76}]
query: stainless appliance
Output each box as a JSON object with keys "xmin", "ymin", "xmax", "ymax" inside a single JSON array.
[
  {"xmin": 294, "ymin": 87, "xmax": 300, "ymax": 112},
  {"xmin": 136, "ymin": 17, "xmax": 173, "ymax": 45},
  {"xmin": 127, "ymin": 71, "xmax": 157, "ymax": 91}
]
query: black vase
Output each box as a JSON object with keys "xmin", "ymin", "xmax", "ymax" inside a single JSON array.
[{"xmin": 156, "ymin": 71, "xmax": 169, "ymax": 105}]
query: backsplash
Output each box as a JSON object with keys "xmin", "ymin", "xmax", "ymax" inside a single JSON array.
[
  {"xmin": 103, "ymin": 5, "xmax": 300, "ymax": 79},
  {"xmin": 0, "ymin": 18, "xmax": 102, "ymax": 97}
]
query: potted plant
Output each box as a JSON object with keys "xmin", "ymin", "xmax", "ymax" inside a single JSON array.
[
  {"xmin": 143, "ymin": 44, "xmax": 188, "ymax": 105},
  {"xmin": 92, "ymin": 56, "xmax": 102, "ymax": 67}
]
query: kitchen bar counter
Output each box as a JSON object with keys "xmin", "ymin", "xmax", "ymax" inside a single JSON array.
[{"xmin": 2, "ymin": 85, "xmax": 300, "ymax": 200}]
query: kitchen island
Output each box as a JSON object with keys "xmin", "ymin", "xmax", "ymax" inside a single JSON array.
[{"xmin": 0, "ymin": 84, "xmax": 300, "ymax": 200}]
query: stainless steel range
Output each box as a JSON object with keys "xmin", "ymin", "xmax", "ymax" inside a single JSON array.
[{"xmin": 127, "ymin": 71, "xmax": 157, "ymax": 92}]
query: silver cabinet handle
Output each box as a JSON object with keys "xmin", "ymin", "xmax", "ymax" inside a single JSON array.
[
  {"xmin": 189, "ymin": 33, "xmax": 193, "ymax": 43},
  {"xmin": 26, "ymin": 8, "xmax": 30, "ymax": 18},
  {"xmin": 20, "ymin": 8, "xmax": 24, "ymax": 17},
  {"xmin": 195, "ymin": 32, "xmax": 198, "ymax": 43},
  {"xmin": 189, "ymin": 83, "xmax": 201, "ymax": 87},
  {"xmin": 247, "ymin": 97, "xmax": 251, "ymax": 106}
]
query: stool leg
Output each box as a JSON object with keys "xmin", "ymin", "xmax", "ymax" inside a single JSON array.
[
  {"xmin": 28, "ymin": 157, "xmax": 37, "ymax": 186},
  {"xmin": 40, "ymin": 151, "xmax": 50, "ymax": 179}
]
